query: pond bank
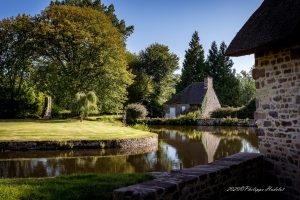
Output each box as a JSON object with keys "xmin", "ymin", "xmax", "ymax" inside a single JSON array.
[
  {"xmin": 136, "ymin": 118, "xmax": 257, "ymax": 127},
  {"xmin": 0, "ymin": 135, "xmax": 158, "ymax": 151}
]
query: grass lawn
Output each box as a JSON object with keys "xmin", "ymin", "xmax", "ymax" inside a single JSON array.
[
  {"xmin": 0, "ymin": 120, "xmax": 156, "ymax": 141},
  {"xmin": 0, "ymin": 173, "xmax": 154, "ymax": 200}
]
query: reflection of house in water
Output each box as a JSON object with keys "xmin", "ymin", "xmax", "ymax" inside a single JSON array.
[
  {"xmin": 154, "ymin": 127, "xmax": 259, "ymax": 168},
  {"xmin": 201, "ymin": 132, "xmax": 221, "ymax": 163},
  {"xmin": 161, "ymin": 132, "xmax": 208, "ymax": 168}
]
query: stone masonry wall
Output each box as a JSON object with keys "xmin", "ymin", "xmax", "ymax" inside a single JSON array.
[
  {"xmin": 0, "ymin": 135, "xmax": 158, "ymax": 151},
  {"xmin": 113, "ymin": 153, "xmax": 266, "ymax": 200},
  {"xmin": 202, "ymin": 77, "xmax": 221, "ymax": 117},
  {"xmin": 253, "ymin": 45, "xmax": 300, "ymax": 199}
]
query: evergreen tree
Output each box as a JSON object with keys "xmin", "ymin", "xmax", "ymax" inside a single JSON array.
[
  {"xmin": 206, "ymin": 41, "xmax": 241, "ymax": 107},
  {"xmin": 176, "ymin": 31, "xmax": 206, "ymax": 92}
]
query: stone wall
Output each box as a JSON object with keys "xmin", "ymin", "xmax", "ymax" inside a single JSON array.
[
  {"xmin": 137, "ymin": 118, "xmax": 257, "ymax": 127},
  {"xmin": 253, "ymin": 45, "xmax": 300, "ymax": 199},
  {"xmin": 0, "ymin": 135, "xmax": 158, "ymax": 151},
  {"xmin": 113, "ymin": 153, "xmax": 269, "ymax": 200}
]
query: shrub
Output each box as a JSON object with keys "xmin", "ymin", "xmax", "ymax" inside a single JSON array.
[
  {"xmin": 126, "ymin": 103, "xmax": 148, "ymax": 123},
  {"xmin": 211, "ymin": 98, "xmax": 255, "ymax": 119},
  {"xmin": 131, "ymin": 123, "xmax": 150, "ymax": 132},
  {"xmin": 0, "ymin": 85, "xmax": 46, "ymax": 119}
]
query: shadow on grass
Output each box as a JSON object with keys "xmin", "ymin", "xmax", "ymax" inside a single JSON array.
[
  {"xmin": 0, "ymin": 173, "xmax": 154, "ymax": 200},
  {"xmin": 0, "ymin": 119, "xmax": 79, "ymax": 123}
]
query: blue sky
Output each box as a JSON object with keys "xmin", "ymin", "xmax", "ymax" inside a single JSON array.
[{"xmin": 0, "ymin": 0, "xmax": 263, "ymax": 73}]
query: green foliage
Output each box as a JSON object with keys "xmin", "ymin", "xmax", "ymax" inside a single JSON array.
[
  {"xmin": 51, "ymin": 104, "xmax": 72, "ymax": 119},
  {"xmin": 129, "ymin": 43, "xmax": 179, "ymax": 117},
  {"xmin": 127, "ymin": 52, "xmax": 155, "ymax": 105},
  {"xmin": 33, "ymin": 5, "xmax": 133, "ymax": 113},
  {"xmin": 50, "ymin": 0, "xmax": 134, "ymax": 40},
  {"xmin": 99, "ymin": 141, "xmax": 105, "ymax": 149},
  {"xmin": 74, "ymin": 91, "xmax": 98, "ymax": 120},
  {"xmin": 236, "ymin": 70, "xmax": 256, "ymax": 105},
  {"xmin": 206, "ymin": 41, "xmax": 241, "ymax": 107},
  {"xmin": 0, "ymin": 83, "xmax": 45, "ymax": 119},
  {"xmin": 0, "ymin": 15, "xmax": 45, "ymax": 118},
  {"xmin": 211, "ymin": 99, "xmax": 256, "ymax": 119},
  {"xmin": 126, "ymin": 103, "xmax": 148, "ymax": 123},
  {"xmin": 211, "ymin": 107, "xmax": 240, "ymax": 118},
  {"xmin": 176, "ymin": 31, "xmax": 206, "ymax": 92},
  {"xmin": 0, "ymin": 173, "xmax": 154, "ymax": 200},
  {"xmin": 178, "ymin": 109, "xmax": 202, "ymax": 120},
  {"xmin": 131, "ymin": 123, "xmax": 150, "ymax": 132}
]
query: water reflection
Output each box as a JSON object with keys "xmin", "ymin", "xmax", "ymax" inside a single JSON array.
[{"xmin": 0, "ymin": 126, "xmax": 259, "ymax": 178}]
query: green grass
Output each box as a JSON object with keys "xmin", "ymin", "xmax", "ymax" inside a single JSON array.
[
  {"xmin": 0, "ymin": 119, "xmax": 156, "ymax": 141},
  {"xmin": 0, "ymin": 173, "xmax": 154, "ymax": 200}
]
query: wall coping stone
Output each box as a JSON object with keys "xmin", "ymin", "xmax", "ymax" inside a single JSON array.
[{"xmin": 113, "ymin": 152, "xmax": 264, "ymax": 200}]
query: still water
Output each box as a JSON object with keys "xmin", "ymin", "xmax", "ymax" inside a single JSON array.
[{"xmin": 0, "ymin": 126, "xmax": 259, "ymax": 178}]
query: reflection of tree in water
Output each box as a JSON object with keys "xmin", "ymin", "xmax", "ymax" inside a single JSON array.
[
  {"xmin": 0, "ymin": 126, "xmax": 259, "ymax": 178},
  {"xmin": 151, "ymin": 126, "xmax": 258, "ymax": 166},
  {"xmin": 127, "ymin": 140, "xmax": 178, "ymax": 172},
  {"xmin": 0, "ymin": 156, "xmax": 136, "ymax": 178},
  {"xmin": 214, "ymin": 138, "xmax": 242, "ymax": 161}
]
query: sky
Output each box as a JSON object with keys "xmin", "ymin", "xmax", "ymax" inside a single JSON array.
[{"xmin": 0, "ymin": 0, "xmax": 263, "ymax": 74}]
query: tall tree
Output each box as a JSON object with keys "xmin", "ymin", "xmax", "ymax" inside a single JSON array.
[
  {"xmin": 50, "ymin": 0, "xmax": 134, "ymax": 41},
  {"xmin": 237, "ymin": 69, "xmax": 256, "ymax": 105},
  {"xmin": 33, "ymin": 5, "xmax": 133, "ymax": 113},
  {"xmin": 206, "ymin": 41, "xmax": 241, "ymax": 107},
  {"xmin": 136, "ymin": 43, "xmax": 179, "ymax": 116},
  {"xmin": 0, "ymin": 15, "xmax": 45, "ymax": 118},
  {"xmin": 126, "ymin": 52, "xmax": 154, "ymax": 105},
  {"xmin": 176, "ymin": 31, "xmax": 206, "ymax": 92}
]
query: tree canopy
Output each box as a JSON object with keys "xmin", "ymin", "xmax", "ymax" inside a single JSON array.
[
  {"xmin": 0, "ymin": 15, "xmax": 45, "ymax": 118},
  {"xmin": 50, "ymin": 0, "xmax": 134, "ymax": 41},
  {"xmin": 176, "ymin": 31, "xmax": 206, "ymax": 92},
  {"xmin": 236, "ymin": 69, "xmax": 256, "ymax": 105},
  {"xmin": 33, "ymin": 5, "xmax": 133, "ymax": 113},
  {"xmin": 206, "ymin": 41, "xmax": 241, "ymax": 107},
  {"xmin": 127, "ymin": 43, "xmax": 179, "ymax": 117}
]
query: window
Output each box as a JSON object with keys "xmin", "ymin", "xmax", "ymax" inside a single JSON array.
[{"xmin": 181, "ymin": 106, "xmax": 186, "ymax": 112}]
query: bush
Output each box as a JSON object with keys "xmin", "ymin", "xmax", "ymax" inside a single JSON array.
[
  {"xmin": 211, "ymin": 98, "xmax": 256, "ymax": 119},
  {"xmin": 126, "ymin": 103, "xmax": 148, "ymax": 123},
  {"xmin": 0, "ymin": 85, "xmax": 46, "ymax": 119},
  {"xmin": 131, "ymin": 123, "xmax": 150, "ymax": 131},
  {"xmin": 51, "ymin": 104, "xmax": 73, "ymax": 119}
]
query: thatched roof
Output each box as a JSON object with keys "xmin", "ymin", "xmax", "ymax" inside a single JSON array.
[
  {"xmin": 226, "ymin": 0, "xmax": 300, "ymax": 56},
  {"xmin": 165, "ymin": 82, "xmax": 206, "ymax": 105}
]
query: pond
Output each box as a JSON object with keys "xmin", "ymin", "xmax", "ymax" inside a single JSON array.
[{"xmin": 0, "ymin": 126, "xmax": 259, "ymax": 178}]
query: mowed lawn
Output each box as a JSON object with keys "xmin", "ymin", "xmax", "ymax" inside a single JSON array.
[{"xmin": 0, "ymin": 120, "xmax": 156, "ymax": 141}]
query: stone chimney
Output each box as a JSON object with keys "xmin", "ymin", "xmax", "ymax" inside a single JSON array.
[{"xmin": 204, "ymin": 76, "xmax": 213, "ymax": 89}]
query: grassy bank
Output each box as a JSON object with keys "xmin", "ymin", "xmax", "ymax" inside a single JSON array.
[
  {"xmin": 0, "ymin": 120, "xmax": 156, "ymax": 141},
  {"xmin": 0, "ymin": 173, "xmax": 154, "ymax": 200}
]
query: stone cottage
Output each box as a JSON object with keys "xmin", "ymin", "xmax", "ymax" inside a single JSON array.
[
  {"xmin": 227, "ymin": 0, "xmax": 300, "ymax": 199},
  {"xmin": 164, "ymin": 77, "xmax": 221, "ymax": 118}
]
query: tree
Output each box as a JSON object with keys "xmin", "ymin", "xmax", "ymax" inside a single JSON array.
[
  {"xmin": 133, "ymin": 43, "xmax": 179, "ymax": 116},
  {"xmin": 75, "ymin": 91, "xmax": 98, "ymax": 121},
  {"xmin": 126, "ymin": 52, "xmax": 154, "ymax": 105},
  {"xmin": 206, "ymin": 41, "xmax": 241, "ymax": 107},
  {"xmin": 33, "ymin": 5, "xmax": 133, "ymax": 113},
  {"xmin": 176, "ymin": 31, "xmax": 206, "ymax": 92},
  {"xmin": 0, "ymin": 15, "xmax": 45, "ymax": 118},
  {"xmin": 237, "ymin": 70, "xmax": 256, "ymax": 105},
  {"xmin": 50, "ymin": 0, "xmax": 134, "ymax": 41}
]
